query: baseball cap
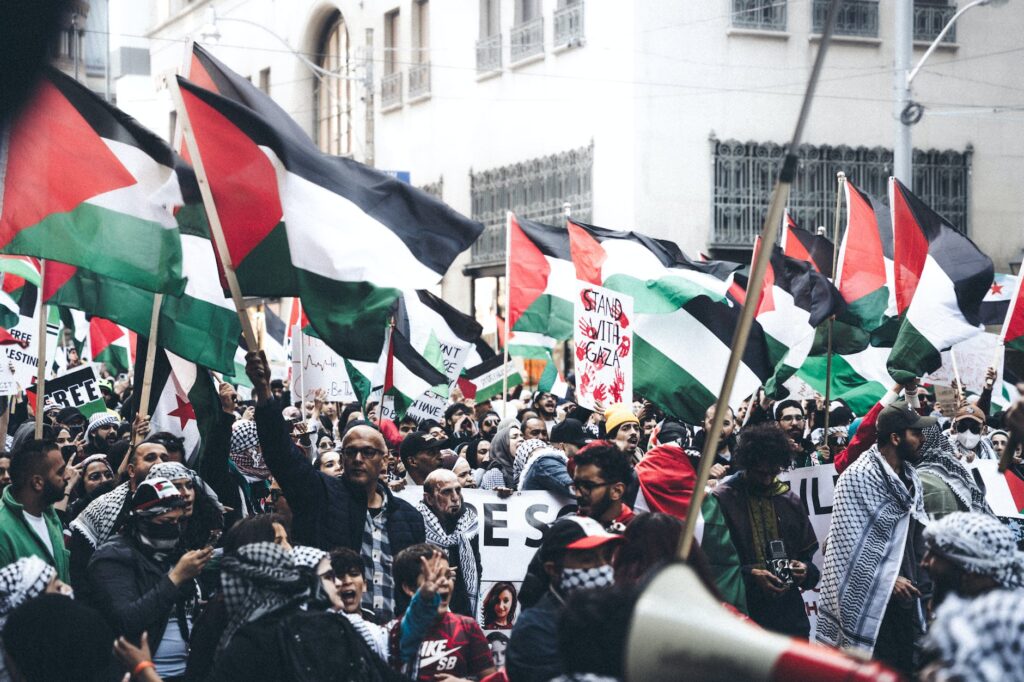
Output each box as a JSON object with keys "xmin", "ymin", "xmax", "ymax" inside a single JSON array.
[
  {"xmin": 131, "ymin": 477, "xmax": 187, "ymax": 516},
  {"xmin": 399, "ymin": 432, "xmax": 450, "ymax": 461},
  {"xmin": 540, "ymin": 516, "xmax": 624, "ymax": 561},
  {"xmin": 550, "ymin": 419, "xmax": 591, "ymax": 447},
  {"xmin": 876, "ymin": 400, "xmax": 936, "ymax": 436},
  {"xmin": 954, "ymin": 403, "xmax": 986, "ymax": 425}
]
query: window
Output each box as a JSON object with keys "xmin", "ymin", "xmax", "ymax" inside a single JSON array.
[
  {"xmin": 914, "ymin": 1, "xmax": 957, "ymax": 43},
  {"xmin": 511, "ymin": 0, "xmax": 543, "ymax": 62},
  {"xmin": 469, "ymin": 144, "xmax": 594, "ymax": 269},
  {"xmin": 258, "ymin": 67, "xmax": 271, "ymax": 94},
  {"xmin": 553, "ymin": 0, "xmax": 585, "ymax": 48},
  {"xmin": 731, "ymin": 0, "xmax": 787, "ymax": 31},
  {"xmin": 382, "ymin": 9, "xmax": 402, "ymax": 108},
  {"xmin": 314, "ymin": 11, "xmax": 353, "ymax": 156},
  {"xmin": 709, "ymin": 138, "xmax": 972, "ymax": 250},
  {"xmin": 811, "ymin": 0, "xmax": 878, "ymax": 38},
  {"xmin": 410, "ymin": 1, "xmax": 431, "ymax": 98},
  {"xmin": 477, "ymin": 0, "xmax": 502, "ymax": 73}
]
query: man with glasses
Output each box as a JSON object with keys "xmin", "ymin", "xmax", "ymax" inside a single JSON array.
[
  {"xmin": 950, "ymin": 403, "xmax": 995, "ymax": 462},
  {"xmin": 245, "ymin": 351, "xmax": 425, "ymax": 622},
  {"xmin": 774, "ymin": 399, "xmax": 815, "ymax": 468},
  {"xmin": 572, "ymin": 442, "xmax": 637, "ymax": 532}
]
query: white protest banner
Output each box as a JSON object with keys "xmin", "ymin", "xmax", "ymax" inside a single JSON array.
[
  {"xmin": 406, "ymin": 338, "xmax": 474, "ymax": 422},
  {"xmin": 574, "ymin": 283, "xmax": 633, "ymax": 410},
  {"xmin": 405, "ymin": 392, "xmax": 447, "ymax": 423},
  {"xmin": 5, "ymin": 298, "xmax": 58, "ymax": 391},
  {"xmin": 925, "ymin": 332, "xmax": 1002, "ymax": 391},
  {"xmin": 396, "ymin": 487, "xmax": 574, "ymax": 665},
  {"xmin": 290, "ymin": 326, "xmax": 357, "ymax": 403}
]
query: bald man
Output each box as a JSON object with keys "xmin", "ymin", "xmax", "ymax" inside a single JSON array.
[
  {"xmin": 246, "ymin": 352, "xmax": 424, "ymax": 621},
  {"xmin": 420, "ymin": 469, "xmax": 482, "ymax": 617}
]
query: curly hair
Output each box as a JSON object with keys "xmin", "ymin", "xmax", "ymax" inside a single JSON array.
[
  {"xmin": 733, "ymin": 422, "xmax": 793, "ymax": 472},
  {"xmin": 573, "ymin": 441, "xmax": 631, "ymax": 486},
  {"xmin": 482, "ymin": 581, "xmax": 519, "ymax": 629}
]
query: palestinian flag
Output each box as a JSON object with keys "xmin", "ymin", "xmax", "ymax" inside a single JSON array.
[
  {"xmin": 42, "ymin": 162, "xmax": 241, "ymax": 374},
  {"xmin": 887, "ymin": 178, "xmax": 993, "ymax": 382},
  {"xmin": 0, "ymin": 256, "xmax": 40, "ymax": 329},
  {"xmin": 567, "ymin": 219, "xmax": 770, "ymax": 423},
  {"xmin": 835, "ymin": 180, "xmax": 893, "ymax": 332},
  {"xmin": 174, "ymin": 61, "xmax": 481, "ymax": 362},
  {"xmin": 782, "ymin": 217, "xmax": 833, "ymax": 277},
  {"xmin": 395, "ymin": 290, "xmax": 481, "ymax": 401},
  {"xmin": 508, "ymin": 214, "xmax": 575, "ymax": 359},
  {"xmin": 983, "ymin": 274, "xmax": 1016, "ymax": 327},
  {"xmin": 0, "ymin": 68, "xmax": 184, "ymax": 295},
  {"xmin": 797, "ymin": 345, "xmax": 892, "ymax": 415},
  {"xmin": 90, "ymin": 317, "xmax": 132, "ymax": 375},
  {"xmin": 537, "ymin": 351, "xmax": 570, "ymax": 399},
  {"xmin": 461, "ymin": 354, "xmax": 523, "ymax": 402},
  {"xmin": 751, "ymin": 239, "xmax": 843, "ymax": 396},
  {"xmin": 262, "ymin": 304, "xmax": 289, "ymax": 366},
  {"xmin": 135, "ymin": 345, "xmax": 219, "ymax": 463}
]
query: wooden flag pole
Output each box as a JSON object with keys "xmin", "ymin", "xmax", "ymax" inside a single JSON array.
[
  {"xmin": 823, "ymin": 172, "xmax": 846, "ymax": 439},
  {"xmin": 165, "ymin": 75, "xmax": 260, "ymax": 354},
  {"xmin": 134, "ymin": 294, "xmax": 163, "ymax": 445},
  {"xmin": 501, "ymin": 212, "xmax": 512, "ymax": 417},
  {"xmin": 951, "ymin": 348, "xmax": 964, "ymax": 405},
  {"xmin": 678, "ymin": 0, "xmax": 844, "ymax": 561},
  {"xmin": 33, "ymin": 260, "xmax": 48, "ymax": 438}
]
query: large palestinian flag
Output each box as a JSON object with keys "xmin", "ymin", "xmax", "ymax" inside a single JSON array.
[
  {"xmin": 90, "ymin": 317, "xmax": 132, "ymax": 375},
  {"xmin": 566, "ymin": 219, "xmax": 771, "ymax": 423},
  {"xmin": 836, "ymin": 180, "xmax": 894, "ymax": 333},
  {"xmin": 887, "ymin": 178, "xmax": 992, "ymax": 382},
  {"xmin": 173, "ymin": 53, "xmax": 481, "ymax": 362},
  {"xmin": 0, "ymin": 68, "xmax": 184, "ymax": 295}
]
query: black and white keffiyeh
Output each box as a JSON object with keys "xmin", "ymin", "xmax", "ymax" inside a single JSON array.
[
  {"xmin": 924, "ymin": 512, "xmax": 1024, "ymax": 589},
  {"xmin": 217, "ymin": 541, "xmax": 308, "ymax": 653},
  {"xmin": 512, "ymin": 438, "xmax": 551, "ymax": 487},
  {"xmin": 69, "ymin": 481, "xmax": 132, "ymax": 548},
  {"xmin": 923, "ymin": 589, "xmax": 1024, "ymax": 682},
  {"xmin": 0, "ymin": 556, "xmax": 55, "ymax": 618},
  {"xmin": 815, "ymin": 447, "xmax": 928, "ymax": 654},
  {"xmin": 516, "ymin": 447, "xmax": 568, "ymax": 492},
  {"xmin": 229, "ymin": 420, "xmax": 269, "ymax": 480},
  {"xmin": 416, "ymin": 502, "xmax": 480, "ymax": 614},
  {"xmin": 290, "ymin": 545, "xmax": 328, "ymax": 570},
  {"xmin": 148, "ymin": 462, "xmax": 223, "ymax": 508},
  {"xmin": 918, "ymin": 424, "xmax": 992, "ymax": 515}
]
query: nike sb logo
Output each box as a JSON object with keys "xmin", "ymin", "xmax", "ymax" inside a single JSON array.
[{"xmin": 419, "ymin": 639, "xmax": 462, "ymax": 669}]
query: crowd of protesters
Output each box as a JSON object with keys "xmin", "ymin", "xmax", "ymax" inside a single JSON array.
[{"xmin": 0, "ymin": 350, "xmax": 1022, "ymax": 682}]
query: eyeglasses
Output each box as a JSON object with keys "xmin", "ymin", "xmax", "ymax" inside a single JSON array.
[
  {"xmin": 570, "ymin": 480, "xmax": 611, "ymax": 496},
  {"xmin": 955, "ymin": 421, "xmax": 981, "ymax": 434},
  {"xmin": 483, "ymin": 420, "xmax": 499, "ymax": 427},
  {"xmin": 342, "ymin": 447, "xmax": 385, "ymax": 460}
]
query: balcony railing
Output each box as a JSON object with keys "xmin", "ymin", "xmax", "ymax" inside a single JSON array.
[
  {"xmin": 510, "ymin": 16, "xmax": 544, "ymax": 63},
  {"xmin": 409, "ymin": 62, "xmax": 431, "ymax": 98},
  {"xmin": 812, "ymin": 0, "xmax": 879, "ymax": 37},
  {"xmin": 914, "ymin": 3, "xmax": 956, "ymax": 43},
  {"xmin": 553, "ymin": 2, "xmax": 585, "ymax": 48},
  {"xmin": 732, "ymin": 0, "xmax": 787, "ymax": 31},
  {"xmin": 381, "ymin": 71, "xmax": 402, "ymax": 109},
  {"xmin": 476, "ymin": 33, "xmax": 502, "ymax": 73}
]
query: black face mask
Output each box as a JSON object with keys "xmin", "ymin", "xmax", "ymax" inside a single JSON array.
[
  {"xmin": 136, "ymin": 518, "xmax": 183, "ymax": 552},
  {"xmin": 88, "ymin": 480, "xmax": 116, "ymax": 500}
]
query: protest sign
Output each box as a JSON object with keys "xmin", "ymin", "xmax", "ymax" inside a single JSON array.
[
  {"xmin": 406, "ymin": 337, "xmax": 474, "ymax": 422},
  {"xmin": 4, "ymin": 300, "xmax": 59, "ymax": 392},
  {"xmin": 396, "ymin": 487, "xmax": 574, "ymax": 664},
  {"xmin": 32, "ymin": 365, "xmax": 107, "ymax": 416},
  {"xmin": 290, "ymin": 327, "xmax": 357, "ymax": 404},
  {"xmin": 968, "ymin": 459, "xmax": 1024, "ymax": 518},
  {"xmin": 573, "ymin": 283, "xmax": 632, "ymax": 410},
  {"xmin": 925, "ymin": 332, "xmax": 1002, "ymax": 391}
]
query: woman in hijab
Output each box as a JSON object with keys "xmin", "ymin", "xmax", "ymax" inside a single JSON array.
[
  {"xmin": 89, "ymin": 478, "xmax": 214, "ymax": 682},
  {"xmin": 480, "ymin": 423, "xmax": 523, "ymax": 490},
  {"xmin": 0, "ymin": 556, "xmax": 73, "ymax": 682},
  {"xmin": 148, "ymin": 462, "xmax": 225, "ymax": 551}
]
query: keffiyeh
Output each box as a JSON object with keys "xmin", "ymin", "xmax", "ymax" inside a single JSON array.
[
  {"xmin": 85, "ymin": 413, "xmax": 119, "ymax": 439},
  {"xmin": 290, "ymin": 545, "xmax": 328, "ymax": 569},
  {"xmin": 815, "ymin": 447, "xmax": 928, "ymax": 654},
  {"xmin": 417, "ymin": 502, "xmax": 480, "ymax": 615},
  {"xmin": 923, "ymin": 590, "xmax": 1024, "ymax": 682},
  {"xmin": 229, "ymin": 420, "xmax": 269, "ymax": 481},
  {"xmin": 148, "ymin": 462, "xmax": 223, "ymax": 509},
  {"xmin": 69, "ymin": 481, "xmax": 132, "ymax": 548},
  {"xmin": 0, "ymin": 557, "xmax": 55, "ymax": 618},
  {"xmin": 217, "ymin": 541, "xmax": 307, "ymax": 653},
  {"xmin": 918, "ymin": 424, "xmax": 992, "ymax": 515},
  {"xmin": 512, "ymin": 438, "xmax": 549, "ymax": 487},
  {"xmin": 924, "ymin": 512, "xmax": 1024, "ymax": 589}
]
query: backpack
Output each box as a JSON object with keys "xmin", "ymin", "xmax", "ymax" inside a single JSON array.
[{"xmin": 275, "ymin": 610, "xmax": 403, "ymax": 682}]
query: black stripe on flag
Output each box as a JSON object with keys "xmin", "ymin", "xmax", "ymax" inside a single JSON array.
[
  {"xmin": 771, "ymin": 247, "xmax": 845, "ymax": 328},
  {"xmin": 682, "ymin": 296, "xmax": 774, "ymax": 382},
  {"xmin": 787, "ymin": 224, "xmax": 834, "ymax": 278},
  {"xmin": 516, "ymin": 216, "xmax": 573, "ymax": 262}
]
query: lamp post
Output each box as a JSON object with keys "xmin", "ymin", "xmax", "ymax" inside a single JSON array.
[{"xmin": 893, "ymin": 0, "xmax": 1009, "ymax": 189}]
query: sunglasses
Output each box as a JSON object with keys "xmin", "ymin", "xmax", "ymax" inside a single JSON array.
[{"xmin": 955, "ymin": 420, "xmax": 981, "ymax": 434}]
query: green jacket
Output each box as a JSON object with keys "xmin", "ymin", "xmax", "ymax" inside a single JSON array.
[{"xmin": 0, "ymin": 486, "xmax": 70, "ymax": 582}]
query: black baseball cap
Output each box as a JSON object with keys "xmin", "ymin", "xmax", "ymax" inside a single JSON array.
[
  {"xmin": 540, "ymin": 516, "xmax": 624, "ymax": 562},
  {"xmin": 876, "ymin": 400, "xmax": 936, "ymax": 436},
  {"xmin": 550, "ymin": 419, "xmax": 590, "ymax": 447},
  {"xmin": 399, "ymin": 432, "xmax": 450, "ymax": 461}
]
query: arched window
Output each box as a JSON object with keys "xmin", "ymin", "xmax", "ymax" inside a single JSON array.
[{"xmin": 315, "ymin": 11, "xmax": 352, "ymax": 156}]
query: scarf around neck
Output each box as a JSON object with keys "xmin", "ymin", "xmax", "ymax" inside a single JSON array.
[
  {"xmin": 416, "ymin": 502, "xmax": 480, "ymax": 615},
  {"xmin": 69, "ymin": 481, "xmax": 132, "ymax": 549}
]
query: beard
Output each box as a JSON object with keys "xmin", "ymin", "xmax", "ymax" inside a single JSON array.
[
  {"xmin": 897, "ymin": 438, "xmax": 921, "ymax": 465},
  {"xmin": 41, "ymin": 479, "xmax": 65, "ymax": 506}
]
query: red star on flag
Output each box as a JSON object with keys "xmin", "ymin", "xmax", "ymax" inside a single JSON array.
[
  {"xmin": 991, "ymin": 282, "xmax": 1004, "ymax": 296},
  {"xmin": 168, "ymin": 395, "xmax": 196, "ymax": 430}
]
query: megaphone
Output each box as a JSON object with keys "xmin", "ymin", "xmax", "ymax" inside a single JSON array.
[{"xmin": 625, "ymin": 563, "xmax": 903, "ymax": 681}]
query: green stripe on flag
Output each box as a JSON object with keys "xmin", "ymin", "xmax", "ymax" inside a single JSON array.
[
  {"xmin": 887, "ymin": 317, "xmax": 943, "ymax": 384},
  {"xmin": 604, "ymin": 273, "xmax": 725, "ymax": 313},
  {"xmin": 632, "ymin": 334, "xmax": 716, "ymax": 425}
]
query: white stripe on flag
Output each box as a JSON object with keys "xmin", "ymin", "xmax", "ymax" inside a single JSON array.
[{"xmin": 906, "ymin": 255, "xmax": 983, "ymax": 352}]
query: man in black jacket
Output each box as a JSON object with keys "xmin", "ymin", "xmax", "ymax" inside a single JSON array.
[{"xmin": 245, "ymin": 351, "xmax": 424, "ymax": 622}]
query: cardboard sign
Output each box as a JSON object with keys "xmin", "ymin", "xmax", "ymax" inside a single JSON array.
[
  {"xmin": 290, "ymin": 327, "xmax": 357, "ymax": 404},
  {"xmin": 925, "ymin": 332, "xmax": 1002, "ymax": 391},
  {"xmin": 40, "ymin": 366, "xmax": 107, "ymax": 416},
  {"xmin": 573, "ymin": 283, "xmax": 633, "ymax": 410}
]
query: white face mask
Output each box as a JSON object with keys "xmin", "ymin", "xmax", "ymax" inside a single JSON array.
[{"xmin": 957, "ymin": 430, "xmax": 981, "ymax": 450}]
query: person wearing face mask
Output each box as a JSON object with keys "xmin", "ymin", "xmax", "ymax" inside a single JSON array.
[
  {"xmin": 88, "ymin": 478, "xmax": 213, "ymax": 682},
  {"xmin": 506, "ymin": 516, "xmax": 623, "ymax": 682},
  {"xmin": 949, "ymin": 404, "xmax": 995, "ymax": 462}
]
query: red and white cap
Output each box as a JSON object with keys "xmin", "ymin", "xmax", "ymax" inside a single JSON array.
[{"xmin": 540, "ymin": 515, "xmax": 624, "ymax": 561}]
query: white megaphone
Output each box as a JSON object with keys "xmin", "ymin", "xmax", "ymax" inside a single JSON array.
[{"xmin": 625, "ymin": 563, "xmax": 903, "ymax": 682}]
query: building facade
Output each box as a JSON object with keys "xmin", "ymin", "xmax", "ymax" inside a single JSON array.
[{"xmin": 125, "ymin": 0, "xmax": 1024, "ymax": 346}]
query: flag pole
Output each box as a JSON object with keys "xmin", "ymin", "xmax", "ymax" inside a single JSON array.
[
  {"xmin": 951, "ymin": 348, "xmax": 964, "ymax": 405},
  {"xmin": 823, "ymin": 172, "xmax": 846, "ymax": 439},
  {"xmin": 165, "ymin": 75, "xmax": 260, "ymax": 354},
  {"xmin": 678, "ymin": 0, "xmax": 843, "ymax": 561},
  {"xmin": 135, "ymin": 294, "xmax": 163, "ymax": 439},
  {"xmin": 33, "ymin": 260, "xmax": 48, "ymax": 438},
  {"xmin": 501, "ymin": 212, "xmax": 512, "ymax": 417}
]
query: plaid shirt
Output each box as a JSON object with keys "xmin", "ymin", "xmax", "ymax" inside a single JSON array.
[{"xmin": 361, "ymin": 486, "xmax": 395, "ymax": 621}]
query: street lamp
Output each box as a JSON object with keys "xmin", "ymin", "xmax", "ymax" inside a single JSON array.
[{"xmin": 893, "ymin": 0, "xmax": 1009, "ymax": 188}]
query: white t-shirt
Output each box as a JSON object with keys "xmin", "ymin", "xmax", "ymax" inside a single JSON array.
[{"xmin": 22, "ymin": 511, "xmax": 54, "ymax": 559}]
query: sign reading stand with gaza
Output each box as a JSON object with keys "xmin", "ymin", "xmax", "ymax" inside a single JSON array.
[{"xmin": 574, "ymin": 282, "xmax": 633, "ymax": 410}]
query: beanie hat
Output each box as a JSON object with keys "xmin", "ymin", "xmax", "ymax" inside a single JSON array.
[
  {"xmin": 604, "ymin": 403, "xmax": 639, "ymax": 435},
  {"xmin": 85, "ymin": 412, "xmax": 119, "ymax": 439}
]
